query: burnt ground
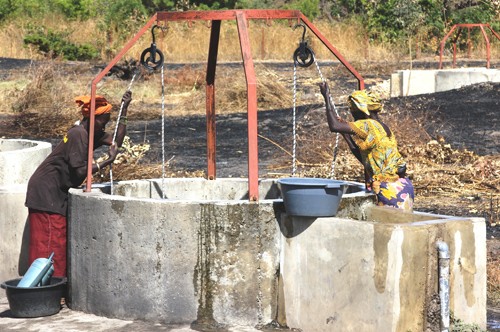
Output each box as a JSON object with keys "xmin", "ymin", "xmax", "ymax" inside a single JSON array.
[
  {"xmin": 1, "ymin": 57, "xmax": 499, "ymax": 227},
  {"xmin": 0, "ymin": 57, "xmax": 500, "ymax": 328}
]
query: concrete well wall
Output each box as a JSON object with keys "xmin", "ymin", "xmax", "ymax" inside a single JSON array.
[
  {"xmin": 67, "ymin": 178, "xmax": 372, "ymax": 326},
  {"xmin": 0, "ymin": 139, "xmax": 51, "ymax": 283},
  {"xmin": 279, "ymin": 206, "xmax": 486, "ymax": 331},
  {"xmin": 68, "ymin": 178, "xmax": 486, "ymax": 331}
]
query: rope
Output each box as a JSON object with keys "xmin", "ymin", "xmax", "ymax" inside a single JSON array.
[
  {"xmin": 292, "ymin": 62, "xmax": 298, "ymax": 176},
  {"xmin": 161, "ymin": 63, "xmax": 166, "ymax": 199},
  {"xmin": 314, "ymin": 59, "xmax": 340, "ymax": 179},
  {"xmin": 110, "ymin": 71, "xmax": 138, "ymax": 195}
]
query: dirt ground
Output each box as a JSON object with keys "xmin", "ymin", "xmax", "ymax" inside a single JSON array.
[{"xmin": 1, "ymin": 57, "xmax": 499, "ymax": 324}]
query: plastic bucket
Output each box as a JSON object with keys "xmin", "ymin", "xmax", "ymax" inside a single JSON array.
[
  {"xmin": 1, "ymin": 277, "xmax": 66, "ymax": 318},
  {"xmin": 277, "ymin": 177, "xmax": 347, "ymax": 217}
]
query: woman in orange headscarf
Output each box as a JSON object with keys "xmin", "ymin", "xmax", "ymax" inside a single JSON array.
[
  {"xmin": 319, "ymin": 82, "xmax": 414, "ymax": 210},
  {"xmin": 25, "ymin": 90, "xmax": 132, "ymax": 277}
]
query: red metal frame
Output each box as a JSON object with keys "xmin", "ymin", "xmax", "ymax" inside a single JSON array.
[
  {"xmin": 85, "ymin": 9, "xmax": 365, "ymax": 201},
  {"xmin": 439, "ymin": 23, "xmax": 500, "ymax": 69}
]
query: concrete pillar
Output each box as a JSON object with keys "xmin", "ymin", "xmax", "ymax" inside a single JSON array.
[{"xmin": 0, "ymin": 139, "xmax": 51, "ymax": 282}]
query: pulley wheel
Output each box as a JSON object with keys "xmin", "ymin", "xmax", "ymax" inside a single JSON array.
[
  {"xmin": 293, "ymin": 47, "xmax": 315, "ymax": 68},
  {"xmin": 140, "ymin": 47, "xmax": 164, "ymax": 71}
]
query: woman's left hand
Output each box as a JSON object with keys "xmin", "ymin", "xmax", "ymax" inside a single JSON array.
[
  {"xmin": 319, "ymin": 82, "xmax": 329, "ymax": 97},
  {"xmin": 108, "ymin": 143, "xmax": 118, "ymax": 161}
]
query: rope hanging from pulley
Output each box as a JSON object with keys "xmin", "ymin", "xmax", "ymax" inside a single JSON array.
[
  {"xmin": 108, "ymin": 24, "xmax": 169, "ymax": 198},
  {"xmin": 109, "ymin": 70, "xmax": 139, "ymax": 195},
  {"xmin": 291, "ymin": 23, "xmax": 341, "ymax": 179}
]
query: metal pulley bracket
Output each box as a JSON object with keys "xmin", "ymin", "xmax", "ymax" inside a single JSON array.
[
  {"xmin": 140, "ymin": 25, "xmax": 165, "ymax": 71},
  {"xmin": 293, "ymin": 23, "xmax": 315, "ymax": 68}
]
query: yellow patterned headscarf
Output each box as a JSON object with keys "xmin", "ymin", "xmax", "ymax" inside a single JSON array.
[{"xmin": 348, "ymin": 90, "xmax": 382, "ymax": 115}]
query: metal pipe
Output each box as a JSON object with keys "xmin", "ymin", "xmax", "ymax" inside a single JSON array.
[
  {"xmin": 206, "ymin": 20, "xmax": 221, "ymax": 180},
  {"xmin": 437, "ymin": 241, "xmax": 450, "ymax": 332},
  {"xmin": 236, "ymin": 11, "xmax": 259, "ymax": 202}
]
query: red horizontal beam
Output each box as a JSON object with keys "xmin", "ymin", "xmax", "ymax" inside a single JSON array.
[{"xmin": 157, "ymin": 9, "xmax": 301, "ymax": 21}]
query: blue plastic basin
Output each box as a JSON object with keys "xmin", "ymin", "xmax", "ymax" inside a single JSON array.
[{"xmin": 277, "ymin": 177, "xmax": 347, "ymax": 217}]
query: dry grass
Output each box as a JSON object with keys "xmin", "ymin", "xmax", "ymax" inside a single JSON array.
[
  {"xmin": 3, "ymin": 15, "xmax": 498, "ymax": 63},
  {"xmin": 5, "ymin": 62, "xmax": 83, "ymax": 136},
  {"xmin": 489, "ymin": 253, "xmax": 500, "ymax": 307}
]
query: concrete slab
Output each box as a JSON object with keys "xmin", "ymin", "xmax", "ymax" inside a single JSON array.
[
  {"xmin": 390, "ymin": 68, "xmax": 500, "ymax": 97},
  {"xmin": 0, "ymin": 296, "xmax": 263, "ymax": 331}
]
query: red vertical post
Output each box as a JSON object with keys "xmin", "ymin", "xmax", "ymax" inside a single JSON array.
[
  {"xmin": 206, "ymin": 20, "xmax": 221, "ymax": 180},
  {"xmin": 439, "ymin": 25, "xmax": 457, "ymax": 69},
  {"xmin": 452, "ymin": 28, "xmax": 462, "ymax": 68},
  {"xmin": 479, "ymin": 25, "xmax": 491, "ymax": 69},
  {"xmin": 236, "ymin": 11, "xmax": 259, "ymax": 201}
]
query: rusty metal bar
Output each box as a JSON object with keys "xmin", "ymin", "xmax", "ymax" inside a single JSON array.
[
  {"xmin": 439, "ymin": 25, "xmax": 458, "ymax": 69},
  {"xmin": 236, "ymin": 11, "xmax": 259, "ymax": 202},
  {"xmin": 479, "ymin": 25, "xmax": 491, "ymax": 69},
  {"xmin": 85, "ymin": 13, "xmax": 159, "ymax": 192},
  {"xmin": 206, "ymin": 20, "xmax": 221, "ymax": 180},
  {"xmin": 86, "ymin": 10, "xmax": 364, "ymax": 201},
  {"xmin": 451, "ymin": 28, "xmax": 463, "ymax": 68},
  {"xmin": 299, "ymin": 14, "xmax": 365, "ymax": 89},
  {"xmin": 157, "ymin": 9, "xmax": 302, "ymax": 22},
  {"xmin": 439, "ymin": 23, "xmax": 500, "ymax": 69},
  {"xmin": 487, "ymin": 25, "xmax": 500, "ymax": 42}
]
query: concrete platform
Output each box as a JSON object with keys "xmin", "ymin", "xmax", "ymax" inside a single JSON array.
[
  {"xmin": 0, "ymin": 296, "xmax": 263, "ymax": 332},
  {"xmin": 390, "ymin": 67, "xmax": 500, "ymax": 97}
]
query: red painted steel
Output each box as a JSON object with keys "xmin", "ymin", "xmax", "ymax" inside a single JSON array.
[
  {"xmin": 236, "ymin": 12, "xmax": 259, "ymax": 201},
  {"xmin": 157, "ymin": 9, "xmax": 302, "ymax": 21},
  {"xmin": 85, "ymin": 10, "xmax": 365, "ymax": 200},
  {"xmin": 439, "ymin": 23, "xmax": 500, "ymax": 69},
  {"xmin": 206, "ymin": 20, "xmax": 221, "ymax": 180},
  {"xmin": 299, "ymin": 15, "xmax": 365, "ymax": 90}
]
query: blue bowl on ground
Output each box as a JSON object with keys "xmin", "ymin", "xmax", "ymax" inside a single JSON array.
[
  {"xmin": 1, "ymin": 277, "xmax": 66, "ymax": 318},
  {"xmin": 278, "ymin": 177, "xmax": 348, "ymax": 217}
]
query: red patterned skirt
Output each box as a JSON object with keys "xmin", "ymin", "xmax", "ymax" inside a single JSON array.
[{"xmin": 28, "ymin": 209, "xmax": 67, "ymax": 277}]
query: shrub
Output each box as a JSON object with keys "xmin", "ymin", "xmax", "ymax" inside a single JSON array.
[{"xmin": 23, "ymin": 26, "xmax": 99, "ymax": 61}]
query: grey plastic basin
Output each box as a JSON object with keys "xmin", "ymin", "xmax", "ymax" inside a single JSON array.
[{"xmin": 277, "ymin": 177, "xmax": 348, "ymax": 217}]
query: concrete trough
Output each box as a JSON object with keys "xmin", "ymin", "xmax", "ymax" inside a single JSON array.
[
  {"xmin": 390, "ymin": 67, "xmax": 500, "ymax": 97},
  {"xmin": 0, "ymin": 139, "xmax": 52, "ymax": 283},
  {"xmin": 68, "ymin": 178, "xmax": 486, "ymax": 331}
]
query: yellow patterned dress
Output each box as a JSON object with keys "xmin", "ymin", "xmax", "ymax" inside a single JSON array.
[{"xmin": 349, "ymin": 119, "xmax": 414, "ymax": 210}]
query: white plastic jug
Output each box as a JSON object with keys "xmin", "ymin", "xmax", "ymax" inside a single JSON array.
[{"xmin": 17, "ymin": 253, "xmax": 54, "ymax": 288}]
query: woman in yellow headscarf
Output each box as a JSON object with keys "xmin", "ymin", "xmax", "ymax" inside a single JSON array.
[{"xmin": 319, "ymin": 82, "xmax": 414, "ymax": 210}]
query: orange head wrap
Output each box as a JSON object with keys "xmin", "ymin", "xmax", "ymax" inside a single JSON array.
[{"xmin": 75, "ymin": 95, "xmax": 112, "ymax": 118}]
